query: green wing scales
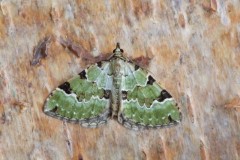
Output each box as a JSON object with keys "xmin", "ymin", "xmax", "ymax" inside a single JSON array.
[
  {"xmin": 118, "ymin": 59, "xmax": 181, "ymax": 130},
  {"xmin": 44, "ymin": 61, "xmax": 112, "ymax": 128}
]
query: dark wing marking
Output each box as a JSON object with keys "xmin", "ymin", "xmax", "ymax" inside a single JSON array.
[
  {"xmin": 44, "ymin": 61, "xmax": 113, "ymax": 128},
  {"xmin": 118, "ymin": 60, "xmax": 181, "ymax": 130}
]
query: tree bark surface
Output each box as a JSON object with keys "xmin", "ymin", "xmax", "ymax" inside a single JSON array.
[{"xmin": 0, "ymin": 0, "xmax": 239, "ymax": 160}]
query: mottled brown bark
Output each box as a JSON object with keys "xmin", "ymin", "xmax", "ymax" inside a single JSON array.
[{"xmin": 0, "ymin": 0, "xmax": 239, "ymax": 160}]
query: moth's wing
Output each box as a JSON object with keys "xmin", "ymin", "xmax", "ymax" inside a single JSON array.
[
  {"xmin": 118, "ymin": 60, "xmax": 181, "ymax": 130},
  {"xmin": 44, "ymin": 61, "xmax": 112, "ymax": 128}
]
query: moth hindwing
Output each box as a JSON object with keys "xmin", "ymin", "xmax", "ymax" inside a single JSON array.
[{"xmin": 44, "ymin": 43, "xmax": 182, "ymax": 130}]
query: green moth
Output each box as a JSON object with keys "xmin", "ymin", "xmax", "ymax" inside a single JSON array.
[{"xmin": 44, "ymin": 43, "xmax": 181, "ymax": 130}]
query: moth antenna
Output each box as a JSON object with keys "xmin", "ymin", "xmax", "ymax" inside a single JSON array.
[{"xmin": 116, "ymin": 42, "xmax": 120, "ymax": 50}]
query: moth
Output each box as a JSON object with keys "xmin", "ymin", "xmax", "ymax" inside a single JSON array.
[{"xmin": 44, "ymin": 43, "xmax": 181, "ymax": 130}]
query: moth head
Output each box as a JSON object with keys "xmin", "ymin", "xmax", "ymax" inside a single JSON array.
[{"xmin": 113, "ymin": 42, "xmax": 124, "ymax": 53}]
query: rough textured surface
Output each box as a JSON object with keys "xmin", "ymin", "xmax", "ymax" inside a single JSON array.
[{"xmin": 0, "ymin": 0, "xmax": 239, "ymax": 159}]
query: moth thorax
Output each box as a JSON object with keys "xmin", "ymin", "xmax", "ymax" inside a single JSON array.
[{"xmin": 114, "ymin": 51, "xmax": 123, "ymax": 57}]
